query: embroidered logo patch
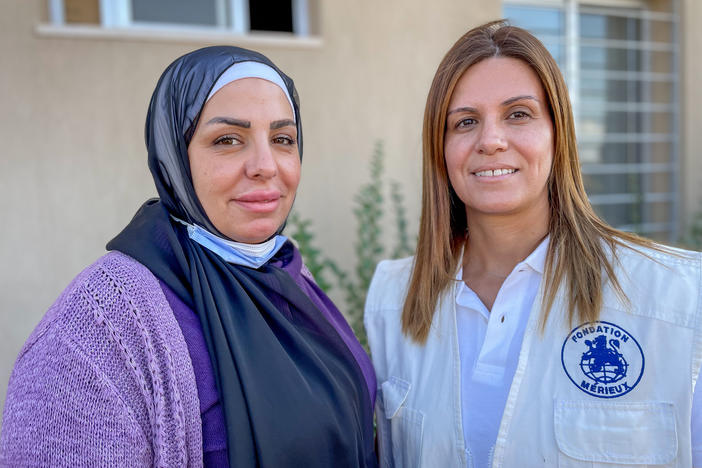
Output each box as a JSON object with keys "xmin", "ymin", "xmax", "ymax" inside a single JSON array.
[{"xmin": 561, "ymin": 321, "xmax": 644, "ymax": 398}]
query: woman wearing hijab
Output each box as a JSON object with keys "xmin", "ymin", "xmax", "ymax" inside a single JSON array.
[
  {"xmin": 1, "ymin": 46, "xmax": 377, "ymax": 467},
  {"xmin": 364, "ymin": 20, "xmax": 702, "ymax": 467}
]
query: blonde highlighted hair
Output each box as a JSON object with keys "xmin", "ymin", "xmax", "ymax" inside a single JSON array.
[{"xmin": 402, "ymin": 20, "xmax": 661, "ymax": 343}]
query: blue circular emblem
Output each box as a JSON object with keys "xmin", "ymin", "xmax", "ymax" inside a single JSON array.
[{"xmin": 561, "ymin": 321, "xmax": 644, "ymax": 398}]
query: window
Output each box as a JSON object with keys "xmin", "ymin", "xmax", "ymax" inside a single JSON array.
[
  {"xmin": 48, "ymin": 0, "xmax": 312, "ymax": 36},
  {"xmin": 505, "ymin": 0, "xmax": 679, "ymax": 241}
]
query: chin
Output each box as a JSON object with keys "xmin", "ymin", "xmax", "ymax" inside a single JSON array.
[
  {"xmin": 226, "ymin": 224, "xmax": 280, "ymax": 244},
  {"xmin": 469, "ymin": 201, "xmax": 520, "ymax": 214}
]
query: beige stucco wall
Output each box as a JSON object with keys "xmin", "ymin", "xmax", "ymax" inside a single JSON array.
[{"xmin": 0, "ymin": 0, "xmax": 500, "ymax": 422}]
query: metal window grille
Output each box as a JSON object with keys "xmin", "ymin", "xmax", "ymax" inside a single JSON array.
[{"xmin": 504, "ymin": 0, "xmax": 679, "ymax": 241}]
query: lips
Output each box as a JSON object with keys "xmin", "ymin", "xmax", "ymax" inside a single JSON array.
[{"xmin": 233, "ymin": 190, "xmax": 282, "ymax": 213}]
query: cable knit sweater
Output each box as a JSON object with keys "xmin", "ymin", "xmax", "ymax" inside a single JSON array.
[{"xmin": 0, "ymin": 252, "xmax": 203, "ymax": 467}]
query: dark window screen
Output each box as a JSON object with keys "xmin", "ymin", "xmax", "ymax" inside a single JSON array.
[{"xmin": 249, "ymin": 0, "xmax": 293, "ymax": 32}]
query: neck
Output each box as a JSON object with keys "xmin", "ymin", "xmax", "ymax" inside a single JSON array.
[{"xmin": 463, "ymin": 203, "xmax": 550, "ymax": 279}]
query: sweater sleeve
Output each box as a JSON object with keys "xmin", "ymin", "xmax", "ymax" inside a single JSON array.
[
  {"xmin": 0, "ymin": 324, "xmax": 152, "ymax": 467},
  {"xmin": 0, "ymin": 252, "xmax": 203, "ymax": 468}
]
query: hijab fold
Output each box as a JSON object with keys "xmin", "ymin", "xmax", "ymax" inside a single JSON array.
[{"xmin": 107, "ymin": 46, "xmax": 376, "ymax": 467}]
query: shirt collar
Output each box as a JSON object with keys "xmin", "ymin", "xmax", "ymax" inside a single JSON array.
[
  {"xmin": 454, "ymin": 235, "xmax": 550, "ymax": 316},
  {"xmin": 522, "ymin": 235, "xmax": 549, "ymax": 275}
]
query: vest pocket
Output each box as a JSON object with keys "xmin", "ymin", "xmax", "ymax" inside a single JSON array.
[
  {"xmin": 377, "ymin": 376, "xmax": 424, "ymax": 468},
  {"xmin": 554, "ymin": 400, "xmax": 677, "ymax": 467}
]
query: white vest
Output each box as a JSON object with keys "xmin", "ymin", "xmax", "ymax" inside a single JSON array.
[{"xmin": 365, "ymin": 244, "xmax": 702, "ymax": 468}]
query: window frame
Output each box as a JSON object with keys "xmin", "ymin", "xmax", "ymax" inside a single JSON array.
[{"xmin": 47, "ymin": 0, "xmax": 311, "ymax": 36}]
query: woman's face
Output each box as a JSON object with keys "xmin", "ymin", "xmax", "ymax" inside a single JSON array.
[
  {"xmin": 188, "ymin": 78, "xmax": 300, "ymax": 243},
  {"xmin": 444, "ymin": 57, "xmax": 554, "ymax": 222}
]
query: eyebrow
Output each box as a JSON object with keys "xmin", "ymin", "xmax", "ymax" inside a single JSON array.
[
  {"xmin": 502, "ymin": 95, "xmax": 540, "ymax": 106},
  {"xmin": 270, "ymin": 119, "xmax": 296, "ymax": 130},
  {"xmin": 447, "ymin": 106, "xmax": 477, "ymax": 116},
  {"xmin": 206, "ymin": 117, "xmax": 250, "ymax": 128},
  {"xmin": 204, "ymin": 117, "xmax": 295, "ymax": 130},
  {"xmin": 447, "ymin": 95, "xmax": 541, "ymax": 116}
]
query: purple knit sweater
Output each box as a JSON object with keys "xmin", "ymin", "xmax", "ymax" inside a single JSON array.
[{"xmin": 0, "ymin": 252, "xmax": 203, "ymax": 467}]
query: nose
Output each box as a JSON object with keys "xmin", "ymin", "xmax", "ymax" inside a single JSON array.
[
  {"xmin": 245, "ymin": 138, "xmax": 277, "ymax": 179},
  {"xmin": 476, "ymin": 119, "xmax": 508, "ymax": 155}
]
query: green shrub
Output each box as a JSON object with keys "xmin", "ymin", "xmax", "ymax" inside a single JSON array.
[
  {"xmin": 287, "ymin": 141, "xmax": 415, "ymax": 350},
  {"xmin": 286, "ymin": 211, "xmax": 336, "ymax": 292}
]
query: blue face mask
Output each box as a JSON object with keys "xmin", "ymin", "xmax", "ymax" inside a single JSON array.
[{"xmin": 184, "ymin": 222, "xmax": 287, "ymax": 269}]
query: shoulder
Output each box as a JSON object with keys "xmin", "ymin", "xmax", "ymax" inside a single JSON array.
[
  {"xmin": 27, "ymin": 251, "xmax": 176, "ymax": 352},
  {"xmin": 77, "ymin": 250, "xmax": 165, "ymax": 305},
  {"xmin": 18, "ymin": 252, "xmax": 160, "ymax": 353},
  {"xmin": 44, "ymin": 251, "xmax": 194, "ymax": 384},
  {"xmin": 364, "ymin": 257, "xmax": 416, "ymax": 367},
  {"xmin": 56, "ymin": 251, "xmax": 163, "ymax": 314},
  {"xmin": 613, "ymin": 241, "xmax": 701, "ymax": 290},
  {"xmin": 15, "ymin": 250, "xmax": 194, "ymax": 396},
  {"xmin": 616, "ymin": 240, "xmax": 701, "ymax": 271},
  {"xmin": 365, "ymin": 257, "xmax": 415, "ymax": 318},
  {"xmin": 610, "ymin": 241, "xmax": 701, "ymax": 323}
]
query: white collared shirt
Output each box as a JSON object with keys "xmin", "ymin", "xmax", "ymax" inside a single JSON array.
[
  {"xmin": 456, "ymin": 237, "xmax": 702, "ymax": 467},
  {"xmin": 456, "ymin": 237, "xmax": 549, "ymax": 466}
]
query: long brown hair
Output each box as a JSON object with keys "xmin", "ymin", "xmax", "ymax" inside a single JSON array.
[{"xmin": 402, "ymin": 20, "xmax": 661, "ymax": 343}]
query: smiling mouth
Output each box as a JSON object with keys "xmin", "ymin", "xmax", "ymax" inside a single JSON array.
[{"xmin": 473, "ymin": 168, "xmax": 517, "ymax": 177}]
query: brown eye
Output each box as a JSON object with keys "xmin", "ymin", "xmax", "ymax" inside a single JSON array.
[
  {"xmin": 455, "ymin": 118, "xmax": 477, "ymax": 129},
  {"xmin": 272, "ymin": 135, "xmax": 295, "ymax": 145},
  {"xmin": 214, "ymin": 135, "xmax": 241, "ymax": 145},
  {"xmin": 509, "ymin": 111, "xmax": 530, "ymax": 120}
]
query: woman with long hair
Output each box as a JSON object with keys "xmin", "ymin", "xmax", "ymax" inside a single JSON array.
[
  {"xmin": 365, "ymin": 20, "xmax": 702, "ymax": 467},
  {"xmin": 1, "ymin": 46, "xmax": 377, "ymax": 467}
]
